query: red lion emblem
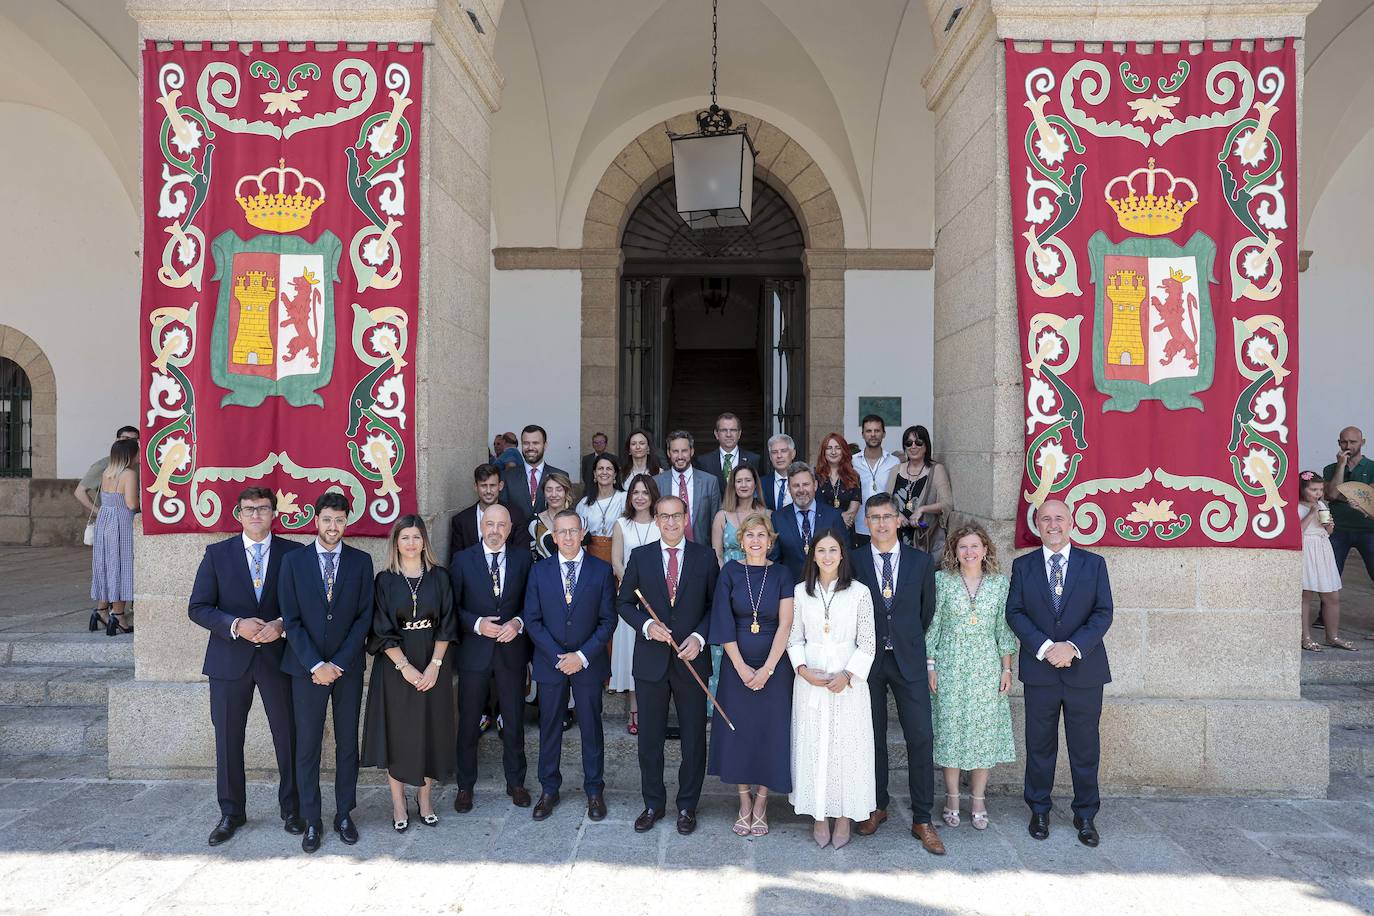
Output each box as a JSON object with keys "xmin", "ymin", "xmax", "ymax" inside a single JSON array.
[
  {"xmin": 1151, "ymin": 267, "xmax": 1199, "ymax": 370},
  {"xmin": 279, "ymin": 267, "xmax": 322, "ymax": 368}
]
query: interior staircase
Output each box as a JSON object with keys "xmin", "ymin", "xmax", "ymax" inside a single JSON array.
[{"xmin": 666, "ymin": 348, "xmax": 767, "ymax": 456}]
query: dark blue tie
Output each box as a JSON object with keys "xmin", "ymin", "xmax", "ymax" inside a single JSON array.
[
  {"xmin": 777, "ymin": 478, "xmax": 786, "ymax": 508},
  {"xmin": 880, "ymin": 551, "xmax": 894, "ymax": 650},
  {"xmin": 1050, "ymin": 553, "xmax": 1064, "ymax": 617},
  {"xmin": 563, "ymin": 560, "xmax": 577, "ymax": 605},
  {"xmin": 800, "ymin": 509, "xmax": 812, "ymax": 551},
  {"xmin": 322, "ymin": 551, "xmax": 337, "ymax": 602}
]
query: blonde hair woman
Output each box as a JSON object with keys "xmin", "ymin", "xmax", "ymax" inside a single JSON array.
[
  {"xmin": 530, "ymin": 471, "xmax": 576, "ymax": 559},
  {"xmin": 90, "ymin": 439, "xmax": 139, "ymax": 635},
  {"xmin": 927, "ymin": 523, "xmax": 1017, "ymax": 830},
  {"xmin": 361, "ymin": 516, "xmax": 457, "ymax": 832}
]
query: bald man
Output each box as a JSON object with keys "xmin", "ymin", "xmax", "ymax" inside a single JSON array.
[
  {"xmin": 1324, "ymin": 427, "xmax": 1374, "ymax": 585},
  {"xmin": 1005, "ymin": 500, "xmax": 1113, "ymax": 848},
  {"xmin": 450, "ymin": 502, "xmax": 535, "ymax": 811}
]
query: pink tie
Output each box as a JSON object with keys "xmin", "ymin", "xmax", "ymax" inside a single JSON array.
[
  {"xmin": 678, "ymin": 473, "xmax": 692, "ymax": 541},
  {"xmin": 528, "ymin": 467, "xmax": 538, "ymax": 504},
  {"xmin": 666, "ymin": 547, "xmax": 679, "ymax": 604}
]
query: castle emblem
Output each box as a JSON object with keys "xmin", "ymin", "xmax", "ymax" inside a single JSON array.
[
  {"xmin": 235, "ymin": 159, "xmax": 326, "ymax": 233},
  {"xmin": 1105, "ymin": 158, "xmax": 1197, "ymax": 237},
  {"xmin": 1087, "ymin": 230, "xmax": 1217, "ymax": 412},
  {"xmin": 210, "ymin": 230, "xmax": 343, "ymax": 408}
]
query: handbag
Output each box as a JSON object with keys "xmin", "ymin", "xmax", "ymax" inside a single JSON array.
[{"xmin": 82, "ymin": 504, "xmax": 97, "ymax": 547}]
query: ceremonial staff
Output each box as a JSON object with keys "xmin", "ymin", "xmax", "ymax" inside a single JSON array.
[{"xmin": 633, "ymin": 588, "xmax": 736, "ymax": 731}]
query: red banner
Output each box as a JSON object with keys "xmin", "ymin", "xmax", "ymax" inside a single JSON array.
[
  {"xmin": 139, "ymin": 43, "xmax": 422, "ymax": 535},
  {"xmin": 1005, "ymin": 40, "xmax": 1299, "ymax": 548}
]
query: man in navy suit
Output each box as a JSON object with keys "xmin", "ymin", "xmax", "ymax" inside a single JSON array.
[
  {"xmin": 278, "ymin": 492, "xmax": 375, "ymax": 853},
  {"xmin": 188, "ymin": 486, "xmax": 306, "ymax": 846},
  {"xmin": 770, "ymin": 462, "xmax": 845, "ymax": 581},
  {"xmin": 616, "ymin": 495, "xmax": 719, "ymax": 835},
  {"xmin": 522, "ymin": 509, "xmax": 617, "ymax": 822},
  {"xmin": 450, "ymin": 462, "xmax": 530, "ymax": 556},
  {"xmin": 693, "ymin": 412, "xmax": 761, "ymax": 493},
  {"xmin": 760, "ymin": 434, "xmax": 796, "ymax": 511},
  {"xmin": 1006, "ymin": 499, "xmax": 1113, "ymax": 847},
  {"xmin": 450, "ymin": 503, "xmax": 534, "ymax": 812},
  {"xmin": 500, "ymin": 424, "xmax": 568, "ymax": 516},
  {"xmin": 850, "ymin": 493, "xmax": 945, "ymax": 855}
]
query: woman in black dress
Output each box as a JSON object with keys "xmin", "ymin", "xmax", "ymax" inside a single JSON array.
[
  {"xmin": 814, "ymin": 432, "xmax": 862, "ymax": 543},
  {"xmin": 361, "ymin": 515, "xmax": 457, "ymax": 832},
  {"xmin": 708, "ymin": 512, "xmax": 795, "ymax": 838}
]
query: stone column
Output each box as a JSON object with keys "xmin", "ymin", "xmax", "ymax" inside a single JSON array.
[
  {"xmin": 111, "ymin": 0, "xmax": 502, "ymax": 777},
  {"xmin": 579, "ymin": 248, "xmax": 623, "ymax": 453},
  {"xmin": 926, "ymin": 0, "xmax": 1328, "ymax": 795}
]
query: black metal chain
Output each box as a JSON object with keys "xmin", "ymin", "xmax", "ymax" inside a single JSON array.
[{"xmin": 710, "ymin": 0, "xmax": 719, "ymax": 106}]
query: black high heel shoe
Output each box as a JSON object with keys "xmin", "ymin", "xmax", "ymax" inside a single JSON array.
[
  {"xmin": 106, "ymin": 615, "xmax": 133, "ymax": 636},
  {"xmin": 88, "ymin": 609, "xmax": 107, "ymax": 632}
]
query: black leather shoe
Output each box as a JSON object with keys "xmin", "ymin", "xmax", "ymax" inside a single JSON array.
[
  {"xmin": 587, "ymin": 795, "xmax": 607, "ymax": 821},
  {"xmin": 634, "ymin": 808, "xmax": 663, "ymax": 832},
  {"xmin": 454, "ymin": 788, "xmax": 474, "ymax": 813},
  {"xmin": 207, "ymin": 814, "xmax": 246, "ymax": 846},
  {"xmin": 532, "ymin": 792, "xmax": 560, "ymax": 821},
  {"xmin": 562, "ymin": 710, "xmax": 576, "ymax": 731},
  {"xmin": 1029, "ymin": 812, "xmax": 1050, "ymax": 840},
  {"xmin": 1073, "ymin": 815, "xmax": 1100, "ymax": 847},
  {"xmin": 282, "ymin": 813, "xmax": 306, "ymax": 835},
  {"xmin": 334, "ymin": 815, "xmax": 359, "ymax": 845},
  {"xmin": 302, "ymin": 823, "xmax": 323, "ymax": 853},
  {"xmin": 676, "ymin": 810, "xmax": 697, "ymax": 836}
]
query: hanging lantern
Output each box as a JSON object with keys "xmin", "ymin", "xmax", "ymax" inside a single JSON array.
[{"xmin": 669, "ymin": 0, "xmax": 755, "ymax": 229}]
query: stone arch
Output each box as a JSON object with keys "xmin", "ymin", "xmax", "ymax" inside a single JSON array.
[
  {"xmin": 0, "ymin": 325, "xmax": 56, "ymax": 477},
  {"xmin": 578, "ymin": 111, "xmax": 847, "ymax": 452}
]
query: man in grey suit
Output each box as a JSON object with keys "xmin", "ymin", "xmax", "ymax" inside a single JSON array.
[{"xmin": 654, "ymin": 431, "xmax": 721, "ymax": 545}]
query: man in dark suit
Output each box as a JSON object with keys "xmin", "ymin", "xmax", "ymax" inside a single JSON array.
[
  {"xmin": 500, "ymin": 424, "xmax": 568, "ymax": 516},
  {"xmin": 579, "ymin": 432, "xmax": 612, "ymax": 488},
  {"xmin": 450, "ymin": 503, "xmax": 534, "ymax": 812},
  {"xmin": 770, "ymin": 462, "xmax": 844, "ymax": 581},
  {"xmin": 694, "ymin": 412, "xmax": 761, "ymax": 493},
  {"xmin": 760, "ymin": 433, "xmax": 796, "ymax": 511},
  {"xmin": 615, "ymin": 495, "xmax": 719, "ymax": 835},
  {"xmin": 1006, "ymin": 499, "xmax": 1113, "ymax": 848},
  {"xmin": 451, "ymin": 463, "xmax": 530, "ymax": 555},
  {"xmin": 522, "ymin": 509, "xmax": 617, "ymax": 821},
  {"xmin": 188, "ymin": 486, "xmax": 306, "ymax": 846},
  {"xmin": 653, "ymin": 430, "xmax": 721, "ymax": 545},
  {"xmin": 278, "ymin": 492, "xmax": 375, "ymax": 853},
  {"xmin": 850, "ymin": 494, "xmax": 944, "ymax": 855}
]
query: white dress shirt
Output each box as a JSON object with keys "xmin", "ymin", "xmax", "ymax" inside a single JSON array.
[
  {"xmin": 639, "ymin": 539, "xmax": 705, "ymax": 649},
  {"xmin": 719, "ymin": 448, "xmax": 740, "ymax": 472},
  {"xmin": 771, "ymin": 473, "xmax": 793, "ymax": 508},
  {"xmin": 854, "ymin": 450, "xmax": 901, "ymax": 535},
  {"xmin": 1036, "ymin": 544, "xmax": 1081, "ymax": 662},
  {"xmin": 230, "ymin": 533, "xmax": 277, "ymax": 641}
]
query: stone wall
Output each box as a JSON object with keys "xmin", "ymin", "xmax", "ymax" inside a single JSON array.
[{"xmin": 0, "ymin": 479, "xmax": 87, "ymax": 546}]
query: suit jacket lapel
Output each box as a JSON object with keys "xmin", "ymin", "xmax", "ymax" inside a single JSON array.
[
  {"xmin": 1058, "ymin": 550, "xmax": 1085, "ymax": 610},
  {"xmin": 1031, "ymin": 552, "xmax": 1054, "ymax": 612},
  {"xmin": 259, "ymin": 539, "xmax": 285, "ymax": 609}
]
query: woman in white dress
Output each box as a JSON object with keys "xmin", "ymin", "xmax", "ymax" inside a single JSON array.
[
  {"xmin": 610, "ymin": 474, "xmax": 662, "ymax": 734},
  {"xmin": 787, "ymin": 529, "xmax": 877, "ymax": 849}
]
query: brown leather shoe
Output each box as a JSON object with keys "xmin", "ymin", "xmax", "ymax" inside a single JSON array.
[
  {"xmin": 587, "ymin": 795, "xmax": 608, "ymax": 821},
  {"xmin": 855, "ymin": 808, "xmax": 888, "ymax": 836},
  {"xmin": 676, "ymin": 810, "xmax": 697, "ymax": 835},
  {"xmin": 506, "ymin": 784, "xmax": 532, "ymax": 808},
  {"xmin": 634, "ymin": 808, "xmax": 663, "ymax": 832},
  {"xmin": 912, "ymin": 822, "xmax": 946, "ymax": 855},
  {"xmin": 453, "ymin": 788, "xmax": 473, "ymax": 813},
  {"xmin": 532, "ymin": 792, "xmax": 560, "ymax": 821}
]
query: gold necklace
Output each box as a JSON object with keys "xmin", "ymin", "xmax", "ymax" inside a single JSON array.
[
  {"xmin": 403, "ymin": 565, "xmax": 425, "ymax": 619},
  {"xmin": 961, "ymin": 571, "xmax": 982, "ymax": 625},
  {"xmin": 818, "ymin": 578, "xmax": 838, "ymax": 634},
  {"xmin": 744, "ymin": 562, "xmax": 769, "ymax": 634}
]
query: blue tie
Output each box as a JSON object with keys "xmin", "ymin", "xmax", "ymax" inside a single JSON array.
[
  {"xmin": 1050, "ymin": 553, "xmax": 1064, "ymax": 617},
  {"xmin": 563, "ymin": 560, "xmax": 577, "ymax": 605},
  {"xmin": 777, "ymin": 478, "xmax": 786, "ymax": 508},
  {"xmin": 800, "ymin": 509, "xmax": 812, "ymax": 550},
  {"xmin": 880, "ymin": 551, "xmax": 894, "ymax": 650},
  {"xmin": 251, "ymin": 542, "xmax": 266, "ymax": 601}
]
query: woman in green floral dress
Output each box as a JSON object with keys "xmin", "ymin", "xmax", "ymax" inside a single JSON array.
[{"xmin": 927, "ymin": 523, "xmax": 1017, "ymax": 830}]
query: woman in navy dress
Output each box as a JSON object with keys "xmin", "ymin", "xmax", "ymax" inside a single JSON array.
[{"xmin": 708, "ymin": 512, "xmax": 795, "ymax": 838}]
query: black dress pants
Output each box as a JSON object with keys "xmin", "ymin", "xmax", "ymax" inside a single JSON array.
[
  {"xmin": 209, "ymin": 648, "xmax": 298, "ymax": 818},
  {"xmin": 455, "ymin": 662, "xmax": 528, "ymax": 790},
  {"xmin": 635, "ymin": 661, "xmax": 708, "ymax": 813},
  {"xmin": 292, "ymin": 670, "xmax": 363, "ymax": 826},
  {"xmin": 868, "ymin": 649, "xmax": 935, "ymax": 824}
]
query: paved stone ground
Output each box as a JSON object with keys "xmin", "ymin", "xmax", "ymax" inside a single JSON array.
[{"xmin": 3, "ymin": 546, "xmax": 1373, "ymax": 914}]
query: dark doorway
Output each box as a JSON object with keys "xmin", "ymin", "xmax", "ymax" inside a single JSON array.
[{"xmin": 618, "ymin": 178, "xmax": 806, "ymax": 456}]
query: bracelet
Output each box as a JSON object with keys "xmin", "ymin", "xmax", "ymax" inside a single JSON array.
[
  {"xmin": 1002, "ymin": 668, "xmax": 1012, "ymax": 674},
  {"xmin": 394, "ymin": 660, "xmax": 411, "ymax": 672},
  {"xmin": 428, "ymin": 658, "xmax": 442, "ymax": 668}
]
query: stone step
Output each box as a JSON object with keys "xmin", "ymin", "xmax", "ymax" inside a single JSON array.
[
  {"xmin": 0, "ymin": 665, "xmax": 132, "ymax": 706},
  {"xmin": 1329, "ymin": 726, "xmax": 1374, "ymax": 777},
  {"xmin": 0, "ymin": 706, "xmax": 107, "ymax": 758},
  {"xmin": 1299, "ymin": 647, "xmax": 1374, "ymax": 685},
  {"xmin": 0, "ymin": 632, "xmax": 134, "ymax": 669},
  {"xmin": 1302, "ymin": 684, "xmax": 1374, "ymax": 728}
]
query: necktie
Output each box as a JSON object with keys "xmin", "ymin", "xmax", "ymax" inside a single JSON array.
[
  {"xmin": 800, "ymin": 509, "xmax": 812, "ymax": 551},
  {"xmin": 1050, "ymin": 553, "xmax": 1064, "ymax": 617},
  {"xmin": 678, "ymin": 472, "xmax": 692, "ymax": 541},
  {"xmin": 777, "ymin": 478, "xmax": 787, "ymax": 508},
  {"xmin": 529, "ymin": 467, "xmax": 539, "ymax": 504},
  {"xmin": 489, "ymin": 552, "xmax": 501, "ymax": 596},
  {"xmin": 666, "ymin": 546, "xmax": 679, "ymax": 605},
  {"xmin": 722, "ymin": 452, "xmax": 733, "ymax": 481},
  {"xmin": 880, "ymin": 551, "xmax": 894, "ymax": 650},
  {"xmin": 251, "ymin": 542, "xmax": 266, "ymax": 600},
  {"xmin": 563, "ymin": 560, "xmax": 577, "ymax": 605},
  {"xmin": 322, "ymin": 551, "xmax": 337, "ymax": 602}
]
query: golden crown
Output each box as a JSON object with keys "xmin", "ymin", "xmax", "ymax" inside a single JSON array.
[
  {"xmin": 235, "ymin": 159, "xmax": 325, "ymax": 233},
  {"xmin": 1104, "ymin": 158, "xmax": 1197, "ymax": 237}
]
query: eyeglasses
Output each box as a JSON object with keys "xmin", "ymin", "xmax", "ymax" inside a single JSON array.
[
  {"xmin": 867, "ymin": 513, "xmax": 900, "ymax": 523},
  {"xmin": 552, "ymin": 528, "xmax": 582, "ymax": 538},
  {"xmin": 656, "ymin": 512, "xmax": 686, "ymax": 522},
  {"xmin": 239, "ymin": 506, "xmax": 274, "ymax": 517},
  {"xmin": 904, "ymin": 440, "xmax": 924, "ymax": 448}
]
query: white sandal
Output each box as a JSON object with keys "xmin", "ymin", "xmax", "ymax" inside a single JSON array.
[
  {"xmin": 941, "ymin": 795, "xmax": 960, "ymax": 828},
  {"xmin": 970, "ymin": 796, "xmax": 989, "ymax": 830}
]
